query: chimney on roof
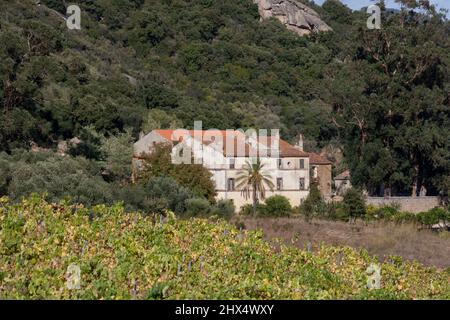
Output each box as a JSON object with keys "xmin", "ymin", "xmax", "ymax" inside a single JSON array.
[{"xmin": 295, "ymin": 134, "xmax": 304, "ymax": 151}]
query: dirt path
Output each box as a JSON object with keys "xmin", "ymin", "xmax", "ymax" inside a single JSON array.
[{"xmin": 239, "ymin": 217, "xmax": 450, "ymax": 269}]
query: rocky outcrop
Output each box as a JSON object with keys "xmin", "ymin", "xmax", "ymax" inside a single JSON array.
[{"xmin": 254, "ymin": 0, "xmax": 332, "ymax": 36}]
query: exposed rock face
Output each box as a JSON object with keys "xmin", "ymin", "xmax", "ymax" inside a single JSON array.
[{"xmin": 254, "ymin": 0, "xmax": 332, "ymax": 36}]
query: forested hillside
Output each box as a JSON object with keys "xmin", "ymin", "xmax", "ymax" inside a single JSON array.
[{"xmin": 0, "ymin": 0, "xmax": 449, "ymax": 206}]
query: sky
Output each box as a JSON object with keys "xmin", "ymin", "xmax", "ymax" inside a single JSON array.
[{"xmin": 313, "ymin": 0, "xmax": 450, "ymax": 16}]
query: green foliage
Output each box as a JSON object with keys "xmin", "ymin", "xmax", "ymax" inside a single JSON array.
[
  {"xmin": 299, "ymin": 182, "xmax": 327, "ymax": 220},
  {"xmin": 0, "ymin": 150, "xmax": 112, "ymax": 206},
  {"xmin": 185, "ymin": 198, "xmax": 212, "ymax": 217},
  {"xmin": 417, "ymin": 208, "xmax": 450, "ymax": 226},
  {"xmin": 0, "ymin": 0, "xmax": 337, "ymax": 156},
  {"xmin": 235, "ymin": 158, "xmax": 275, "ymax": 217},
  {"xmin": 264, "ymin": 195, "xmax": 292, "ymax": 217},
  {"xmin": 1, "ymin": 196, "xmax": 449, "ymax": 299},
  {"xmin": 141, "ymin": 109, "xmax": 182, "ymax": 133},
  {"xmin": 364, "ymin": 205, "xmax": 450, "ymax": 227},
  {"xmin": 68, "ymin": 127, "xmax": 103, "ymax": 160},
  {"xmin": 138, "ymin": 143, "xmax": 216, "ymax": 202},
  {"xmin": 99, "ymin": 129, "xmax": 135, "ymax": 182},
  {"xmin": 0, "ymin": 0, "xmax": 449, "ymax": 210},
  {"xmin": 239, "ymin": 203, "xmax": 267, "ymax": 216},
  {"xmin": 327, "ymin": 1, "xmax": 450, "ymax": 196},
  {"xmin": 140, "ymin": 176, "xmax": 194, "ymax": 216},
  {"xmin": 324, "ymin": 201, "xmax": 350, "ymax": 221},
  {"xmin": 211, "ymin": 199, "xmax": 236, "ymax": 219},
  {"xmin": 342, "ymin": 188, "xmax": 366, "ymax": 221}
]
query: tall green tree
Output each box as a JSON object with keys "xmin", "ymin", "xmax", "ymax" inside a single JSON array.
[
  {"xmin": 328, "ymin": 0, "xmax": 450, "ymax": 197},
  {"xmin": 137, "ymin": 143, "xmax": 217, "ymax": 202}
]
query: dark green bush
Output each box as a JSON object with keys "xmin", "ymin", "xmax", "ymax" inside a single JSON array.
[
  {"xmin": 326, "ymin": 202, "xmax": 350, "ymax": 221},
  {"xmin": 391, "ymin": 211, "xmax": 417, "ymax": 224},
  {"xmin": 417, "ymin": 207, "xmax": 450, "ymax": 226},
  {"xmin": 1, "ymin": 150, "xmax": 113, "ymax": 206},
  {"xmin": 141, "ymin": 176, "xmax": 194, "ymax": 215},
  {"xmin": 342, "ymin": 188, "xmax": 366, "ymax": 221},
  {"xmin": 264, "ymin": 195, "xmax": 292, "ymax": 217},
  {"xmin": 185, "ymin": 198, "xmax": 212, "ymax": 216},
  {"xmin": 239, "ymin": 203, "xmax": 267, "ymax": 216},
  {"xmin": 212, "ymin": 199, "xmax": 236, "ymax": 219},
  {"xmin": 299, "ymin": 182, "xmax": 327, "ymax": 220}
]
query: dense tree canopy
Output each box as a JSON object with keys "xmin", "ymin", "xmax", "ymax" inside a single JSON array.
[
  {"xmin": 326, "ymin": 0, "xmax": 450, "ymax": 196},
  {"xmin": 0, "ymin": 0, "xmax": 449, "ymax": 204}
]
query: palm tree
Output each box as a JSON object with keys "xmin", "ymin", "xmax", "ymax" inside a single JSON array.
[{"xmin": 235, "ymin": 158, "xmax": 275, "ymax": 217}]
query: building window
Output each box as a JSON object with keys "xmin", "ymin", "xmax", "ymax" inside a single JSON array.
[
  {"xmin": 229, "ymin": 158, "xmax": 235, "ymax": 169},
  {"xmin": 277, "ymin": 178, "xmax": 283, "ymax": 191},
  {"xmin": 277, "ymin": 158, "xmax": 282, "ymax": 169},
  {"xmin": 299, "ymin": 178, "xmax": 306, "ymax": 191},
  {"xmin": 300, "ymin": 158, "xmax": 305, "ymax": 169},
  {"xmin": 227, "ymin": 178, "xmax": 235, "ymax": 191}
]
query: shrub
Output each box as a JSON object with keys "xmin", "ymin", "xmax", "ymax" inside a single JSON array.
[
  {"xmin": 342, "ymin": 188, "xmax": 366, "ymax": 221},
  {"xmin": 299, "ymin": 182, "xmax": 327, "ymax": 220},
  {"xmin": 185, "ymin": 198, "xmax": 212, "ymax": 216},
  {"xmin": 138, "ymin": 143, "xmax": 217, "ymax": 202},
  {"xmin": 142, "ymin": 176, "xmax": 194, "ymax": 215},
  {"xmin": 365, "ymin": 205, "xmax": 401, "ymax": 221},
  {"xmin": 391, "ymin": 211, "xmax": 416, "ymax": 224},
  {"xmin": 99, "ymin": 129, "xmax": 134, "ymax": 183},
  {"xmin": 3, "ymin": 151, "xmax": 113, "ymax": 206},
  {"xmin": 264, "ymin": 195, "xmax": 292, "ymax": 217},
  {"xmin": 326, "ymin": 202, "xmax": 350, "ymax": 221},
  {"xmin": 417, "ymin": 207, "xmax": 450, "ymax": 226},
  {"xmin": 212, "ymin": 199, "xmax": 235, "ymax": 219},
  {"xmin": 239, "ymin": 203, "xmax": 266, "ymax": 216}
]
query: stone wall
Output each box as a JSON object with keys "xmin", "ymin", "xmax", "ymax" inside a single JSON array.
[
  {"xmin": 366, "ymin": 197, "xmax": 441, "ymax": 213},
  {"xmin": 316, "ymin": 164, "xmax": 332, "ymax": 200}
]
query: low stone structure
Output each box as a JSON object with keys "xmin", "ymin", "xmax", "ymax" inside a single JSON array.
[
  {"xmin": 335, "ymin": 170, "xmax": 351, "ymax": 196},
  {"xmin": 366, "ymin": 197, "xmax": 441, "ymax": 214}
]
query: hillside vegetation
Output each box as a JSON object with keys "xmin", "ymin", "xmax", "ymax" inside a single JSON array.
[
  {"xmin": 1, "ymin": 0, "xmax": 450, "ymax": 207},
  {"xmin": 1, "ymin": 196, "xmax": 449, "ymax": 299}
]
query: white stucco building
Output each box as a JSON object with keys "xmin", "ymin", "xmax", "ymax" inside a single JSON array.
[{"xmin": 133, "ymin": 129, "xmax": 314, "ymax": 209}]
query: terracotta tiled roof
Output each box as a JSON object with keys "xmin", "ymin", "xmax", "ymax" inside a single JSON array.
[
  {"xmin": 151, "ymin": 130, "xmax": 309, "ymax": 158},
  {"xmin": 154, "ymin": 129, "xmax": 237, "ymax": 141},
  {"xmin": 154, "ymin": 129, "xmax": 253, "ymax": 156},
  {"xmin": 278, "ymin": 139, "xmax": 309, "ymax": 157},
  {"xmin": 307, "ymin": 152, "xmax": 332, "ymax": 165},
  {"xmin": 335, "ymin": 170, "xmax": 351, "ymax": 180},
  {"xmin": 256, "ymin": 136, "xmax": 309, "ymax": 157}
]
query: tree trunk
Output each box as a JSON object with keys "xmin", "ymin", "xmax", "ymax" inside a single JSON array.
[
  {"xmin": 412, "ymin": 164, "xmax": 419, "ymax": 197},
  {"xmin": 252, "ymin": 186, "xmax": 258, "ymax": 217}
]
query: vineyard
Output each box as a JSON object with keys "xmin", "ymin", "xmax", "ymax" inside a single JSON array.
[{"xmin": 0, "ymin": 195, "xmax": 449, "ymax": 299}]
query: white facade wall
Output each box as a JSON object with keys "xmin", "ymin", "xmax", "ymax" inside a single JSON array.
[
  {"xmin": 217, "ymin": 190, "xmax": 310, "ymax": 210},
  {"xmin": 132, "ymin": 132, "xmax": 169, "ymax": 173},
  {"xmin": 210, "ymin": 156, "xmax": 310, "ymax": 211},
  {"xmin": 134, "ymin": 132, "xmax": 168, "ymax": 156}
]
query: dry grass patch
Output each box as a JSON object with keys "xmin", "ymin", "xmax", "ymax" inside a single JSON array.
[{"xmin": 238, "ymin": 217, "xmax": 450, "ymax": 269}]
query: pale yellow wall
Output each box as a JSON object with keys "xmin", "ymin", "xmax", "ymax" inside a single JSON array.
[{"xmin": 217, "ymin": 190, "xmax": 310, "ymax": 212}]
